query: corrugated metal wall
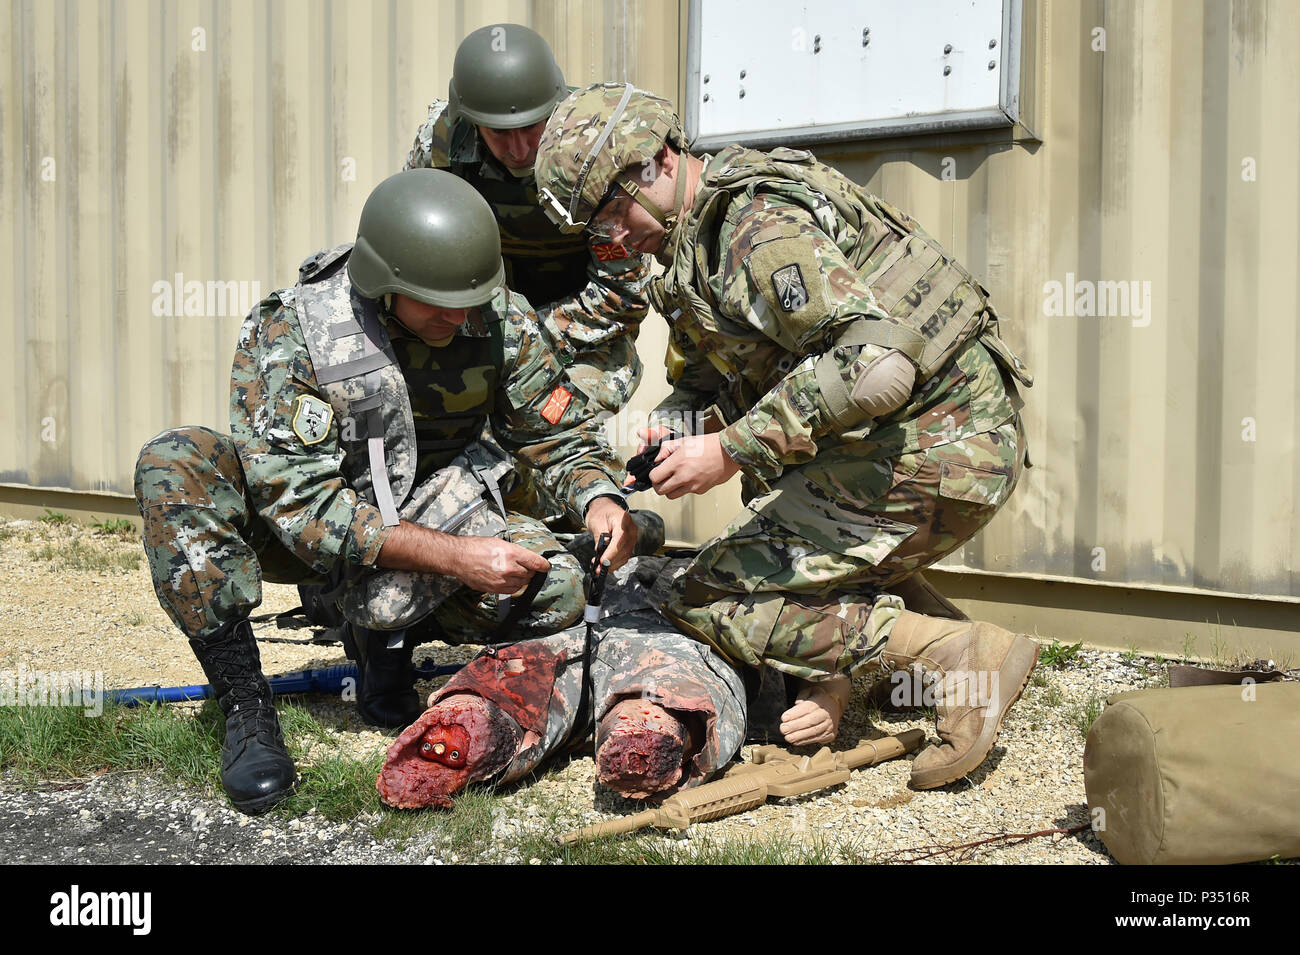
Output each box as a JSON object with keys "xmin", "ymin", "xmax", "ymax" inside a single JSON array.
[
  {"xmin": 0, "ymin": 0, "xmax": 683, "ymax": 486},
  {"xmin": 820, "ymin": 0, "xmax": 1299, "ymax": 602},
  {"xmin": 2, "ymin": 0, "xmax": 1297, "ymax": 603}
]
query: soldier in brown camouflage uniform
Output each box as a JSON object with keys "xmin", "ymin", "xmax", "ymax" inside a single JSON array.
[
  {"xmin": 534, "ymin": 83, "xmax": 1042, "ymax": 790},
  {"xmin": 134, "ymin": 170, "xmax": 642, "ymax": 814}
]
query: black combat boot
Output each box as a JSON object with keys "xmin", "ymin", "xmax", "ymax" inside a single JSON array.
[
  {"xmin": 188, "ymin": 618, "xmax": 297, "ymax": 814},
  {"xmin": 342, "ymin": 625, "xmax": 423, "ymax": 729}
]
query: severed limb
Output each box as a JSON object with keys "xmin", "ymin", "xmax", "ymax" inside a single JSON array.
[
  {"xmin": 376, "ymin": 561, "xmax": 748, "ymax": 811},
  {"xmin": 596, "ymin": 698, "xmax": 700, "ymax": 798},
  {"xmin": 377, "ymin": 694, "xmax": 520, "ymax": 809}
]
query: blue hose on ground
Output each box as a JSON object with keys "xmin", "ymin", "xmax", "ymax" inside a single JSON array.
[{"xmin": 108, "ymin": 660, "xmax": 464, "ymax": 707}]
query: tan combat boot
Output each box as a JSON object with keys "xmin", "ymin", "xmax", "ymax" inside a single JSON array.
[{"xmin": 879, "ymin": 610, "xmax": 1039, "ymax": 789}]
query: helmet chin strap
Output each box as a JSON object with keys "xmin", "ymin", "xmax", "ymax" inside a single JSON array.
[{"xmin": 614, "ymin": 153, "xmax": 690, "ymax": 250}]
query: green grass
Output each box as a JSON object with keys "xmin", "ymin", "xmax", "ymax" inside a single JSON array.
[
  {"xmin": 0, "ymin": 697, "xmax": 885, "ymax": 864},
  {"xmin": 1069, "ymin": 695, "xmax": 1106, "ymax": 741},
  {"xmin": 0, "ymin": 701, "xmax": 223, "ymax": 787},
  {"xmin": 521, "ymin": 827, "xmax": 849, "ymax": 865},
  {"xmin": 372, "ymin": 786, "xmax": 504, "ymax": 851},
  {"xmin": 38, "ymin": 509, "xmax": 74, "ymax": 525},
  {"xmin": 1121, "ymin": 643, "xmax": 1140, "ymax": 663},
  {"xmin": 33, "ymin": 539, "xmax": 140, "ymax": 574},
  {"xmin": 0, "ymin": 696, "xmax": 510, "ymax": 848},
  {"xmin": 283, "ymin": 749, "xmax": 387, "ymax": 822},
  {"xmin": 90, "ymin": 517, "xmax": 136, "ymax": 538},
  {"xmin": 1039, "ymin": 640, "xmax": 1084, "ymax": 669}
]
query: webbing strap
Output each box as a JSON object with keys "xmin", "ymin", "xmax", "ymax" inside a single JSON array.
[
  {"xmin": 328, "ymin": 316, "xmax": 363, "ymax": 340},
  {"xmin": 833, "ymin": 320, "xmax": 928, "ymax": 363},
  {"xmin": 312, "ymin": 350, "xmax": 393, "ymax": 385},
  {"xmin": 615, "ymin": 171, "xmax": 669, "ymax": 227},
  {"xmin": 568, "ymin": 83, "xmax": 635, "ymax": 226},
  {"xmin": 812, "ymin": 320, "xmax": 929, "ymax": 430},
  {"xmin": 350, "ymin": 392, "xmax": 383, "ymax": 413},
  {"xmin": 359, "ymin": 309, "xmax": 399, "ymax": 527},
  {"xmin": 472, "ymin": 461, "xmax": 512, "ymax": 621},
  {"xmin": 476, "ymin": 548, "xmax": 566, "ymax": 649},
  {"xmin": 814, "ymin": 351, "xmax": 857, "ymax": 432}
]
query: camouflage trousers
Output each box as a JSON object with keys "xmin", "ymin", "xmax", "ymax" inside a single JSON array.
[
  {"xmin": 428, "ymin": 609, "xmax": 747, "ymax": 791},
  {"xmin": 664, "ymin": 416, "xmax": 1025, "ymax": 682},
  {"xmin": 134, "ymin": 426, "xmax": 583, "ymax": 642}
]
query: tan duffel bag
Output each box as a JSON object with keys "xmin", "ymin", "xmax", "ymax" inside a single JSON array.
[{"xmin": 1084, "ymin": 680, "xmax": 1300, "ymax": 865}]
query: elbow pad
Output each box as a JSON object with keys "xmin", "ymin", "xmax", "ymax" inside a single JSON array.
[
  {"xmin": 851, "ymin": 349, "xmax": 916, "ymax": 418},
  {"xmin": 814, "ymin": 346, "xmax": 917, "ymax": 431}
]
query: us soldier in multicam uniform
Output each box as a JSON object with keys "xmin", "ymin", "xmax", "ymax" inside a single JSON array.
[
  {"xmin": 402, "ymin": 24, "xmax": 650, "ymax": 419},
  {"xmin": 533, "ymin": 83, "xmax": 1042, "ymax": 790}
]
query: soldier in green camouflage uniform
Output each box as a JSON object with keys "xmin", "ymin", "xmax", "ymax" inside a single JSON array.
[
  {"xmin": 402, "ymin": 23, "xmax": 650, "ymax": 416},
  {"xmin": 134, "ymin": 170, "xmax": 638, "ymax": 814},
  {"xmin": 533, "ymin": 84, "xmax": 1041, "ymax": 790}
]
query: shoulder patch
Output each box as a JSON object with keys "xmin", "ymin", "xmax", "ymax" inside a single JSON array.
[
  {"xmin": 291, "ymin": 394, "xmax": 334, "ymax": 446},
  {"xmin": 540, "ymin": 386, "xmax": 573, "ymax": 424},
  {"xmin": 771, "ymin": 263, "xmax": 809, "ymax": 312}
]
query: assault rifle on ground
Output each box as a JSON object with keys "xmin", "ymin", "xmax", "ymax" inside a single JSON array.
[{"xmin": 558, "ymin": 729, "xmax": 926, "ymax": 844}]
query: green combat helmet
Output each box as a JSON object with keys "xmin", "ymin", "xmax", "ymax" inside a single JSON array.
[
  {"xmin": 448, "ymin": 23, "xmax": 566, "ymax": 130},
  {"xmin": 534, "ymin": 82, "xmax": 688, "ymax": 239},
  {"xmin": 348, "ymin": 168, "xmax": 506, "ymax": 308}
]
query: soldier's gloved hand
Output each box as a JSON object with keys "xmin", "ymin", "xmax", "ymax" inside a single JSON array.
[
  {"xmin": 584, "ymin": 497, "xmax": 637, "ymax": 571},
  {"xmin": 647, "ymin": 433, "xmax": 741, "ymax": 500},
  {"xmin": 455, "ymin": 538, "xmax": 551, "ymax": 595}
]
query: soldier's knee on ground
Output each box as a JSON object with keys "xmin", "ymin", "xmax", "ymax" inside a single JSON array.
[{"xmin": 342, "ymin": 583, "xmax": 435, "ymax": 632}]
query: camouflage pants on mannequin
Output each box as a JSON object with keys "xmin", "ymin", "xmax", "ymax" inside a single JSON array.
[{"xmin": 380, "ymin": 558, "xmax": 748, "ymax": 808}]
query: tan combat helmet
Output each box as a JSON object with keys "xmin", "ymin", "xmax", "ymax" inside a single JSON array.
[{"xmin": 533, "ymin": 82, "xmax": 688, "ymax": 239}]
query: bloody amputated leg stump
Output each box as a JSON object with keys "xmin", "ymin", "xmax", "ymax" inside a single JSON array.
[
  {"xmin": 596, "ymin": 698, "xmax": 699, "ymax": 799},
  {"xmin": 377, "ymin": 694, "xmax": 521, "ymax": 809}
]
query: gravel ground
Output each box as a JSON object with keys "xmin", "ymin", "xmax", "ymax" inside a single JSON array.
[{"xmin": 1, "ymin": 518, "xmax": 1290, "ymax": 865}]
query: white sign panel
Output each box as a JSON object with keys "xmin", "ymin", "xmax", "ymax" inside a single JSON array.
[{"xmin": 686, "ymin": 0, "xmax": 1022, "ymax": 148}]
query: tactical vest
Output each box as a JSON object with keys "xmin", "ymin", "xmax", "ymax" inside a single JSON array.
[
  {"xmin": 655, "ymin": 145, "xmax": 1033, "ymax": 406},
  {"xmin": 294, "ymin": 244, "xmax": 503, "ymax": 526},
  {"xmin": 442, "ymin": 115, "xmax": 592, "ymax": 307}
]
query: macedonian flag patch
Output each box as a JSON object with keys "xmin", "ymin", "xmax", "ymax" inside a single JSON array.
[
  {"xmin": 540, "ymin": 386, "xmax": 573, "ymax": 424},
  {"xmin": 592, "ymin": 242, "xmax": 628, "ymax": 261}
]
